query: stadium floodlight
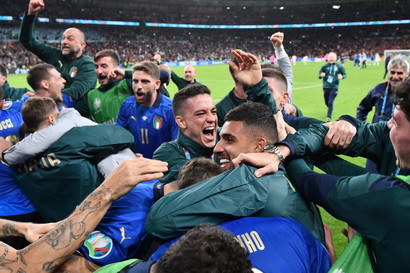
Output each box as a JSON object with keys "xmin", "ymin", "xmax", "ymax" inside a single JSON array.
[
  {"xmin": 279, "ymin": 6, "xmax": 284, "ymax": 10},
  {"xmin": 226, "ymin": 6, "xmax": 230, "ymax": 10},
  {"xmin": 333, "ymin": 5, "xmax": 341, "ymax": 9}
]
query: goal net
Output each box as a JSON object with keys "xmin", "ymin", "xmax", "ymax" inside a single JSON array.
[{"xmin": 384, "ymin": 49, "xmax": 410, "ymax": 60}]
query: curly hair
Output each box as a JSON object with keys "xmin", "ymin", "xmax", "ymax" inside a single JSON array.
[{"xmin": 155, "ymin": 223, "xmax": 253, "ymax": 273}]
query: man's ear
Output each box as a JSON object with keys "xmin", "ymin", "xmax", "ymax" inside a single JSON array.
[
  {"xmin": 255, "ymin": 138, "xmax": 268, "ymax": 152},
  {"xmin": 40, "ymin": 80, "xmax": 49, "ymax": 90},
  {"xmin": 175, "ymin": 115, "xmax": 187, "ymax": 129}
]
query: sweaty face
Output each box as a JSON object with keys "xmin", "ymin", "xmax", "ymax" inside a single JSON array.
[
  {"xmin": 389, "ymin": 66, "xmax": 409, "ymax": 90},
  {"xmin": 184, "ymin": 66, "xmax": 196, "ymax": 83},
  {"xmin": 95, "ymin": 56, "xmax": 116, "ymax": 86},
  {"xmin": 61, "ymin": 28, "xmax": 85, "ymax": 59},
  {"xmin": 48, "ymin": 68, "xmax": 66, "ymax": 102},
  {"xmin": 179, "ymin": 94, "xmax": 217, "ymax": 148},
  {"xmin": 388, "ymin": 107, "xmax": 410, "ymax": 169},
  {"xmin": 214, "ymin": 121, "xmax": 258, "ymax": 171},
  {"xmin": 132, "ymin": 70, "xmax": 160, "ymax": 107}
]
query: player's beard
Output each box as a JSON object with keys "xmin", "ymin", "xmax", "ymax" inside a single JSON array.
[{"xmin": 136, "ymin": 90, "xmax": 153, "ymax": 106}]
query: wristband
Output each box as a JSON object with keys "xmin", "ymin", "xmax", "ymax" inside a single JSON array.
[{"xmin": 263, "ymin": 144, "xmax": 285, "ymax": 164}]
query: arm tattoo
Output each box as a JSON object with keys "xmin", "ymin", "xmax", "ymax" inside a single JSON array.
[{"xmin": 1, "ymin": 224, "xmax": 20, "ymax": 237}]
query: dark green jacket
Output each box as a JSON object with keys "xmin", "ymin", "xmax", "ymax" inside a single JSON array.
[
  {"xmin": 171, "ymin": 71, "xmax": 201, "ymax": 90},
  {"xmin": 216, "ymin": 78, "xmax": 278, "ymax": 127},
  {"xmin": 2, "ymin": 81, "xmax": 32, "ymax": 101},
  {"xmin": 19, "ymin": 12, "xmax": 96, "ymax": 102},
  {"xmin": 153, "ymin": 132, "xmax": 213, "ymax": 183},
  {"xmin": 285, "ymin": 117, "xmax": 406, "ymax": 176},
  {"xmin": 318, "ymin": 62, "xmax": 346, "ymax": 89},
  {"xmin": 146, "ymin": 164, "xmax": 324, "ymax": 244},
  {"xmin": 14, "ymin": 125, "xmax": 133, "ymax": 222},
  {"xmin": 287, "ymin": 158, "xmax": 410, "ymax": 273}
]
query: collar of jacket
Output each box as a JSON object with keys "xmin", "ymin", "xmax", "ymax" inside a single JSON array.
[{"xmin": 177, "ymin": 132, "xmax": 214, "ymax": 159}]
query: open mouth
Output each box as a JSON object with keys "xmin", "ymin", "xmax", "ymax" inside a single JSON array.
[
  {"xmin": 98, "ymin": 74, "xmax": 107, "ymax": 80},
  {"xmin": 135, "ymin": 91, "xmax": 145, "ymax": 100},
  {"xmin": 202, "ymin": 127, "xmax": 215, "ymax": 140},
  {"xmin": 219, "ymin": 157, "xmax": 231, "ymax": 170}
]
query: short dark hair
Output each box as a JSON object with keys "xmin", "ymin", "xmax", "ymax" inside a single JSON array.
[
  {"xmin": 172, "ymin": 84, "xmax": 211, "ymax": 117},
  {"xmin": 133, "ymin": 61, "xmax": 160, "ymax": 81},
  {"xmin": 22, "ymin": 97, "xmax": 57, "ymax": 132},
  {"xmin": 0, "ymin": 64, "xmax": 6, "ymax": 77},
  {"xmin": 262, "ymin": 68, "xmax": 288, "ymax": 94},
  {"xmin": 394, "ymin": 77, "xmax": 410, "ymax": 121},
  {"xmin": 27, "ymin": 63, "xmax": 55, "ymax": 91},
  {"xmin": 177, "ymin": 158, "xmax": 223, "ymax": 189},
  {"xmin": 155, "ymin": 223, "xmax": 253, "ymax": 273},
  {"xmin": 94, "ymin": 49, "xmax": 120, "ymax": 66},
  {"xmin": 225, "ymin": 101, "xmax": 278, "ymax": 144}
]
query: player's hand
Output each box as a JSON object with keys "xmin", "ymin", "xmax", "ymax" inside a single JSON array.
[
  {"xmin": 229, "ymin": 49, "xmax": 262, "ymax": 87},
  {"xmin": 103, "ymin": 158, "xmax": 168, "ymax": 200},
  {"xmin": 109, "ymin": 67, "xmax": 125, "ymax": 80},
  {"xmin": 283, "ymin": 103, "xmax": 297, "ymax": 116},
  {"xmin": 324, "ymin": 120, "xmax": 356, "ymax": 150},
  {"xmin": 28, "ymin": 0, "xmax": 45, "ymax": 15},
  {"xmin": 24, "ymin": 222, "xmax": 60, "ymax": 243},
  {"xmin": 320, "ymin": 72, "xmax": 326, "ymax": 78},
  {"xmin": 338, "ymin": 74, "xmax": 343, "ymax": 80},
  {"xmin": 274, "ymin": 110, "xmax": 295, "ymax": 141},
  {"xmin": 270, "ymin": 32, "xmax": 284, "ymax": 47},
  {"xmin": 232, "ymin": 145, "xmax": 290, "ymax": 177},
  {"xmin": 0, "ymin": 137, "xmax": 12, "ymax": 154}
]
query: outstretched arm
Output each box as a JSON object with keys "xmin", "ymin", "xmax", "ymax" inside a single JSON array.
[{"xmin": 0, "ymin": 158, "xmax": 167, "ymax": 273}]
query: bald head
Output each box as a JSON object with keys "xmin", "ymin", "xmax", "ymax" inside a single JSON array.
[
  {"xmin": 184, "ymin": 65, "xmax": 196, "ymax": 83},
  {"xmin": 328, "ymin": 52, "xmax": 337, "ymax": 64},
  {"xmin": 61, "ymin": 28, "xmax": 86, "ymax": 59}
]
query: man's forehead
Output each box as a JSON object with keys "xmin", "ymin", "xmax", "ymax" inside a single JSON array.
[
  {"xmin": 220, "ymin": 121, "xmax": 246, "ymax": 137},
  {"xmin": 133, "ymin": 70, "xmax": 154, "ymax": 80},
  {"xmin": 185, "ymin": 94, "xmax": 213, "ymax": 107},
  {"xmin": 96, "ymin": 56, "xmax": 115, "ymax": 66},
  {"xmin": 389, "ymin": 66, "xmax": 407, "ymax": 73}
]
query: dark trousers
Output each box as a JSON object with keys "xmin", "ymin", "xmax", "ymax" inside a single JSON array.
[{"xmin": 323, "ymin": 88, "xmax": 338, "ymax": 119}]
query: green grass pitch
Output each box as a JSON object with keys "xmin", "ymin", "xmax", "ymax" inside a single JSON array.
[{"xmin": 7, "ymin": 60, "xmax": 386, "ymax": 257}]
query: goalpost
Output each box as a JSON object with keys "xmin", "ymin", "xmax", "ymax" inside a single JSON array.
[{"xmin": 384, "ymin": 49, "xmax": 410, "ymax": 59}]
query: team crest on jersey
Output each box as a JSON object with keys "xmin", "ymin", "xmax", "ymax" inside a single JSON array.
[
  {"xmin": 69, "ymin": 67, "xmax": 78, "ymax": 78},
  {"xmin": 93, "ymin": 98, "xmax": 101, "ymax": 110},
  {"xmin": 2, "ymin": 101, "xmax": 12, "ymax": 110},
  {"xmin": 84, "ymin": 231, "xmax": 113, "ymax": 259},
  {"xmin": 153, "ymin": 115, "xmax": 163, "ymax": 129}
]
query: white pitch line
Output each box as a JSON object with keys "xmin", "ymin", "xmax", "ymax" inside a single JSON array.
[{"xmin": 293, "ymin": 84, "xmax": 322, "ymax": 90}]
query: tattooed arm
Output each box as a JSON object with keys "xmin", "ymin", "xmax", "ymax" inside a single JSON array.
[
  {"xmin": 0, "ymin": 158, "xmax": 168, "ymax": 273},
  {"xmin": 0, "ymin": 221, "xmax": 57, "ymax": 243}
]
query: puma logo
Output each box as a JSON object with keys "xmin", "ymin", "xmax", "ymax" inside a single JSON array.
[{"xmin": 119, "ymin": 227, "xmax": 131, "ymax": 244}]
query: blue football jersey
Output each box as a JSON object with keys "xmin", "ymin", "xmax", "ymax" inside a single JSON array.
[
  {"xmin": 116, "ymin": 94, "xmax": 178, "ymax": 158},
  {"xmin": 147, "ymin": 217, "xmax": 331, "ymax": 273},
  {"xmin": 0, "ymin": 109, "xmax": 23, "ymax": 143},
  {"xmin": 78, "ymin": 180, "xmax": 159, "ymax": 266}
]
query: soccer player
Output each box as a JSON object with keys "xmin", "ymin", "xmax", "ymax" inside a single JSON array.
[
  {"xmin": 116, "ymin": 62, "xmax": 178, "ymax": 159},
  {"xmin": 87, "ymin": 49, "xmax": 133, "ymax": 124},
  {"xmin": 19, "ymin": 0, "xmax": 97, "ymax": 115},
  {"xmin": 170, "ymin": 65, "xmax": 201, "ymax": 90},
  {"xmin": 318, "ymin": 52, "xmax": 346, "ymax": 122},
  {"xmin": 147, "ymin": 102, "xmax": 325, "ymax": 244}
]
